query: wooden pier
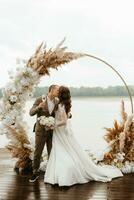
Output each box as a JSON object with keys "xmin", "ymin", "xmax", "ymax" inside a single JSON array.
[{"xmin": 0, "ymin": 148, "xmax": 134, "ymax": 200}]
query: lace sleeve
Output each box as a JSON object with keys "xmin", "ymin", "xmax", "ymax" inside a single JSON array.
[{"xmin": 55, "ymin": 104, "xmax": 67, "ymax": 127}]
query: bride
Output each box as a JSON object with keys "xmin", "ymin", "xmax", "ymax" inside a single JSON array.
[{"xmin": 44, "ymin": 86, "xmax": 123, "ymax": 186}]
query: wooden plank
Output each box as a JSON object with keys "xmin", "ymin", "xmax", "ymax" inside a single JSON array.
[{"xmin": 0, "ymin": 148, "xmax": 134, "ymax": 200}]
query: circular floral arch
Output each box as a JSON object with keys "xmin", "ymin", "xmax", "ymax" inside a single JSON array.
[{"xmin": 0, "ymin": 39, "xmax": 133, "ymax": 173}]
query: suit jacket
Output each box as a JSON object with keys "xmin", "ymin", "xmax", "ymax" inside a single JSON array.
[{"xmin": 30, "ymin": 96, "xmax": 58, "ymax": 133}]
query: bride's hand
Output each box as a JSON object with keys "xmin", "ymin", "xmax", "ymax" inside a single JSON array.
[{"xmin": 52, "ymin": 124, "xmax": 58, "ymax": 130}]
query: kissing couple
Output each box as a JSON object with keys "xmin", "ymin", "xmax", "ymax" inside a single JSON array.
[{"xmin": 29, "ymin": 85, "xmax": 123, "ymax": 186}]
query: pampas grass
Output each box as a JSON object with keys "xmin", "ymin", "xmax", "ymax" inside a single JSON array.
[
  {"xmin": 5, "ymin": 124, "xmax": 32, "ymax": 170},
  {"xmin": 27, "ymin": 38, "xmax": 84, "ymax": 75},
  {"xmin": 103, "ymin": 151, "xmax": 116, "ymax": 165},
  {"xmin": 103, "ymin": 100, "xmax": 134, "ymax": 166},
  {"xmin": 5, "ymin": 124, "xmax": 30, "ymax": 145},
  {"xmin": 121, "ymin": 100, "xmax": 127, "ymax": 125},
  {"xmin": 104, "ymin": 120, "xmax": 124, "ymax": 142}
]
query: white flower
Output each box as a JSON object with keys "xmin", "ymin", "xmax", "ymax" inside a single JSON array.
[
  {"xmin": 9, "ymin": 95, "xmax": 17, "ymax": 103},
  {"xmin": 4, "ymin": 102, "xmax": 12, "ymax": 110},
  {"xmin": 8, "ymin": 70, "xmax": 14, "ymax": 78},
  {"xmin": 131, "ymin": 162, "xmax": 134, "ymax": 173},
  {"xmin": 11, "ymin": 87, "xmax": 17, "ymax": 93},
  {"xmin": 113, "ymin": 158, "xmax": 118, "ymax": 163},
  {"xmin": 5, "ymin": 83, "xmax": 13, "ymax": 91},
  {"xmin": 26, "ymin": 67, "xmax": 34, "ymax": 73},
  {"xmin": 9, "ymin": 110, "xmax": 19, "ymax": 119},
  {"xmin": 0, "ymin": 103, "xmax": 4, "ymax": 113},
  {"xmin": 20, "ymin": 78, "xmax": 30, "ymax": 87},
  {"xmin": 39, "ymin": 116, "xmax": 55, "ymax": 127},
  {"xmin": 0, "ymin": 123, "xmax": 6, "ymax": 135},
  {"xmin": 3, "ymin": 116, "xmax": 15, "ymax": 125},
  {"xmin": 122, "ymin": 161, "xmax": 132, "ymax": 174},
  {"xmin": 116, "ymin": 152, "xmax": 125, "ymax": 162}
]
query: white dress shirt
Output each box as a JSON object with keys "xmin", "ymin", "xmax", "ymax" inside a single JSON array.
[{"xmin": 47, "ymin": 96, "xmax": 55, "ymax": 114}]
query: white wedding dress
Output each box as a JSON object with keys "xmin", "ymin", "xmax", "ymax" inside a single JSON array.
[{"xmin": 44, "ymin": 104, "xmax": 123, "ymax": 186}]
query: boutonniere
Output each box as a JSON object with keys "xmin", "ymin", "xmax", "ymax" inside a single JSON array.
[{"xmin": 42, "ymin": 94, "xmax": 46, "ymax": 102}]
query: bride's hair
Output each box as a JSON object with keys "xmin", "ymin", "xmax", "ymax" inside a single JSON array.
[{"xmin": 58, "ymin": 86, "xmax": 72, "ymax": 114}]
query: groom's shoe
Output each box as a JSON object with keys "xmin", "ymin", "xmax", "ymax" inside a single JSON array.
[{"xmin": 29, "ymin": 173, "xmax": 39, "ymax": 183}]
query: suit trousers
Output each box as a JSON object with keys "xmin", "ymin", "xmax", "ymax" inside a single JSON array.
[{"xmin": 33, "ymin": 128, "xmax": 53, "ymax": 174}]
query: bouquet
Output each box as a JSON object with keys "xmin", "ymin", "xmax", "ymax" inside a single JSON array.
[{"xmin": 38, "ymin": 116, "xmax": 55, "ymax": 130}]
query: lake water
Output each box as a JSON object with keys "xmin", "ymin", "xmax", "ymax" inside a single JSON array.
[{"xmin": 0, "ymin": 97, "xmax": 132, "ymax": 152}]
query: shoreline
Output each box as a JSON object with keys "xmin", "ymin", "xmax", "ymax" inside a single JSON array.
[{"xmin": 0, "ymin": 96, "xmax": 133, "ymax": 100}]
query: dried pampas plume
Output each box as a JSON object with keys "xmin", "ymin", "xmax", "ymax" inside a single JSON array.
[
  {"xmin": 5, "ymin": 124, "xmax": 30, "ymax": 145},
  {"xmin": 27, "ymin": 38, "xmax": 84, "ymax": 75},
  {"xmin": 102, "ymin": 100, "xmax": 134, "ymax": 166},
  {"xmin": 121, "ymin": 100, "xmax": 128, "ymax": 125},
  {"xmin": 5, "ymin": 124, "xmax": 32, "ymax": 170},
  {"xmin": 104, "ymin": 120, "xmax": 124, "ymax": 143}
]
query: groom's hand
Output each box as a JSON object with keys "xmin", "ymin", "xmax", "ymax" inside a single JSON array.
[{"xmin": 38, "ymin": 102, "xmax": 46, "ymax": 109}]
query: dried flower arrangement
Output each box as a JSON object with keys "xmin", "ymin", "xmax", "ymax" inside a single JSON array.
[{"xmin": 0, "ymin": 39, "xmax": 84, "ymax": 173}]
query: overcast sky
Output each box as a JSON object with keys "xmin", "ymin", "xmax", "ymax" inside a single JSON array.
[{"xmin": 0, "ymin": 0, "xmax": 134, "ymax": 88}]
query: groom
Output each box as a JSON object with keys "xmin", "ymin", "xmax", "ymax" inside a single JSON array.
[{"xmin": 29, "ymin": 85, "xmax": 59, "ymax": 182}]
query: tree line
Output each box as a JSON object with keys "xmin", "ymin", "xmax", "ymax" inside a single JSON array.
[{"xmin": 0, "ymin": 85, "xmax": 134, "ymax": 98}]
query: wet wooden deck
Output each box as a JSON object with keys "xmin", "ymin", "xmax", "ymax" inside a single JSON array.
[{"xmin": 0, "ymin": 148, "xmax": 134, "ymax": 200}]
